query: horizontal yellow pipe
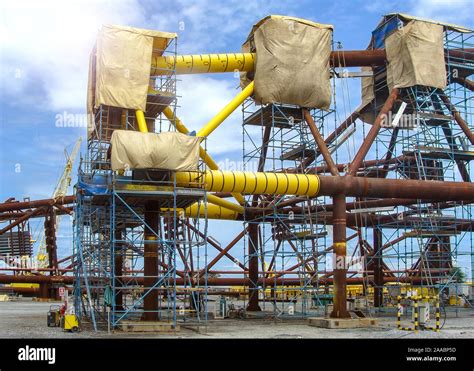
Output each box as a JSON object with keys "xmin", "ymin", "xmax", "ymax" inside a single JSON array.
[
  {"xmin": 162, "ymin": 106, "xmax": 246, "ymax": 206},
  {"xmin": 163, "ymin": 204, "xmax": 239, "ymax": 220},
  {"xmin": 175, "ymin": 170, "xmax": 320, "ymax": 197},
  {"xmin": 197, "ymin": 81, "xmax": 254, "ymax": 138},
  {"xmin": 135, "ymin": 110, "xmax": 148, "ymax": 133},
  {"xmin": 151, "ymin": 53, "xmax": 255, "ymax": 75}
]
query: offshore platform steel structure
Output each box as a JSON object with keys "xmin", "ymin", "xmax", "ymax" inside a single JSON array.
[
  {"xmin": 237, "ymin": 15, "xmax": 474, "ymax": 317},
  {"xmin": 364, "ymin": 15, "xmax": 474, "ymax": 308},
  {"xmin": 68, "ymin": 14, "xmax": 474, "ymax": 331},
  {"xmin": 74, "ymin": 34, "xmax": 210, "ymax": 331}
]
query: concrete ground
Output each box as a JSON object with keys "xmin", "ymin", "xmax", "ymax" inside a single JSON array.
[{"xmin": 1, "ymin": 299, "xmax": 473, "ymax": 338}]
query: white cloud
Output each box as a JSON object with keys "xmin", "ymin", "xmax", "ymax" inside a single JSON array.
[
  {"xmin": 177, "ymin": 74, "xmax": 243, "ymax": 155},
  {"xmin": 364, "ymin": 0, "xmax": 474, "ymax": 26},
  {"xmin": 407, "ymin": 0, "xmax": 474, "ymax": 25},
  {"xmin": 0, "ymin": 0, "xmax": 146, "ymax": 111}
]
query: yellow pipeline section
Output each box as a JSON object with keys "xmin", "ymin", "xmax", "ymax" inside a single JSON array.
[
  {"xmin": 152, "ymin": 53, "xmax": 255, "ymax": 75},
  {"xmin": 135, "ymin": 110, "xmax": 148, "ymax": 133},
  {"xmin": 162, "ymin": 204, "xmax": 239, "ymax": 220},
  {"xmin": 207, "ymin": 193, "xmax": 244, "ymax": 214},
  {"xmin": 175, "ymin": 170, "xmax": 320, "ymax": 196},
  {"xmin": 162, "ymin": 106, "xmax": 246, "ymax": 206},
  {"xmin": 197, "ymin": 81, "xmax": 254, "ymax": 138},
  {"xmin": 163, "ymin": 106, "xmax": 220, "ymax": 168}
]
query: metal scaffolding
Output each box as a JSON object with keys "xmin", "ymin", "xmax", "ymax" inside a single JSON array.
[{"xmin": 73, "ymin": 38, "xmax": 210, "ymax": 331}]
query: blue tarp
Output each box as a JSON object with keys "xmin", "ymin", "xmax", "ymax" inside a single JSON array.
[
  {"xmin": 77, "ymin": 174, "xmax": 109, "ymax": 195},
  {"xmin": 372, "ymin": 16, "xmax": 401, "ymax": 49}
]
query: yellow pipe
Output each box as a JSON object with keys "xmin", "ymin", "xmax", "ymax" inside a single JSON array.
[
  {"xmin": 151, "ymin": 53, "xmax": 255, "ymax": 75},
  {"xmin": 162, "ymin": 106, "xmax": 246, "ymax": 206},
  {"xmin": 196, "ymin": 81, "xmax": 254, "ymax": 138},
  {"xmin": 135, "ymin": 110, "xmax": 148, "ymax": 133},
  {"xmin": 162, "ymin": 106, "xmax": 219, "ymax": 169},
  {"xmin": 163, "ymin": 204, "xmax": 239, "ymax": 220},
  {"xmin": 207, "ymin": 194, "xmax": 244, "ymax": 214},
  {"xmin": 175, "ymin": 170, "xmax": 320, "ymax": 197}
]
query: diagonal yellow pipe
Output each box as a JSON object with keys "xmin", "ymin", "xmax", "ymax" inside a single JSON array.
[
  {"xmin": 162, "ymin": 106, "xmax": 246, "ymax": 207},
  {"xmin": 135, "ymin": 110, "xmax": 148, "ymax": 133},
  {"xmin": 196, "ymin": 81, "xmax": 254, "ymax": 138},
  {"xmin": 207, "ymin": 194, "xmax": 244, "ymax": 214}
]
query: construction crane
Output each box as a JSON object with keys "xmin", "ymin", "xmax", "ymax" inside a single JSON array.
[{"xmin": 36, "ymin": 138, "xmax": 82, "ymax": 268}]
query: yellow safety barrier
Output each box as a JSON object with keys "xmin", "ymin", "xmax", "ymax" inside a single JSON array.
[
  {"xmin": 397, "ymin": 295, "xmax": 419, "ymax": 332},
  {"xmin": 397, "ymin": 295, "xmax": 440, "ymax": 332}
]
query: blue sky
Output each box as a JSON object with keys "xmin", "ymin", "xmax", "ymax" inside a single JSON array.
[{"xmin": 1, "ymin": 0, "xmax": 473, "ymax": 272}]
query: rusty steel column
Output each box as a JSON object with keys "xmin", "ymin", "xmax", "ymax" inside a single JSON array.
[
  {"xmin": 330, "ymin": 194, "xmax": 350, "ymax": 318},
  {"xmin": 44, "ymin": 207, "xmax": 59, "ymax": 299},
  {"xmin": 373, "ymin": 227, "xmax": 383, "ymax": 307},
  {"xmin": 39, "ymin": 283, "xmax": 49, "ymax": 300},
  {"xmin": 114, "ymin": 229, "xmax": 124, "ymax": 311},
  {"xmin": 143, "ymin": 201, "xmax": 160, "ymax": 321},
  {"xmin": 247, "ymin": 223, "xmax": 261, "ymax": 311}
]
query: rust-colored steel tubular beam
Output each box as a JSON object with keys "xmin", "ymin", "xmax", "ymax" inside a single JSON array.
[
  {"xmin": 203, "ymin": 228, "xmax": 247, "ymax": 272},
  {"xmin": 143, "ymin": 201, "xmax": 160, "ymax": 321},
  {"xmin": 446, "ymin": 48, "xmax": 474, "ymax": 61},
  {"xmin": 331, "ymin": 49, "xmax": 386, "ymax": 67},
  {"xmin": 439, "ymin": 93, "xmax": 474, "ymax": 145},
  {"xmin": 306, "ymin": 155, "xmax": 412, "ymax": 175},
  {"xmin": 330, "ymin": 194, "xmax": 351, "ymax": 318},
  {"xmin": 44, "ymin": 207, "xmax": 58, "ymax": 300},
  {"xmin": 348, "ymin": 88, "xmax": 399, "ymax": 176},
  {"xmin": 302, "ymin": 110, "xmax": 360, "ymax": 169},
  {"xmin": 373, "ymin": 227, "xmax": 383, "ymax": 307},
  {"xmin": 186, "ymin": 222, "xmax": 247, "ymax": 271},
  {"xmin": 0, "ymin": 207, "xmax": 45, "ymax": 234},
  {"xmin": 0, "ymin": 207, "xmax": 73, "ymax": 221},
  {"xmin": 247, "ymin": 223, "xmax": 261, "ymax": 311},
  {"xmin": 318, "ymin": 176, "xmax": 474, "ymax": 201},
  {"xmin": 0, "ymin": 274, "xmax": 431, "ymax": 286},
  {"xmin": 0, "ymin": 195, "xmax": 75, "ymax": 212},
  {"xmin": 303, "ymin": 108, "xmax": 339, "ymax": 176},
  {"xmin": 452, "ymin": 77, "xmax": 474, "ymax": 92}
]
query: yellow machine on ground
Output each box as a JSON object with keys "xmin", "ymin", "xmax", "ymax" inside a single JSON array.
[{"xmin": 46, "ymin": 293, "xmax": 79, "ymax": 332}]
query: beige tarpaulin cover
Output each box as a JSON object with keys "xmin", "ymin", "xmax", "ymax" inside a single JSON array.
[
  {"xmin": 386, "ymin": 13, "xmax": 473, "ymax": 33},
  {"xmin": 386, "ymin": 20, "xmax": 446, "ymax": 90},
  {"xmin": 359, "ymin": 18, "xmax": 449, "ymax": 124},
  {"xmin": 87, "ymin": 25, "xmax": 177, "ymax": 137},
  {"xmin": 360, "ymin": 66, "xmax": 375, "ymax": 109},
  {"xmin": 358, "ymin": 66, "xmax": 377, "ymax": 124},
  {"xmin": 240, "ymin": 15, "xmax": 333, "ymax": 109},
  {"xmin": 110, "ymin": 130, "xmax": 202, "ymax": 171}
]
